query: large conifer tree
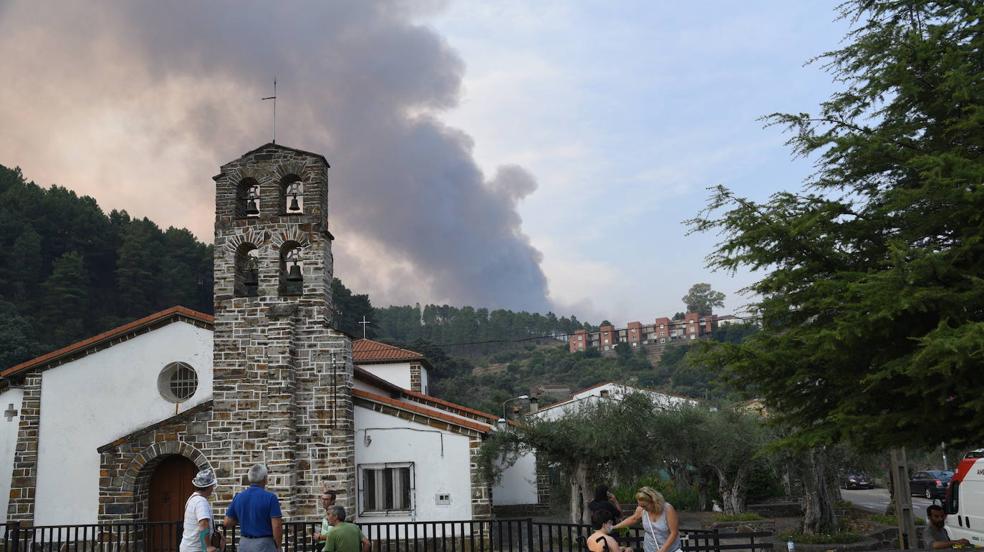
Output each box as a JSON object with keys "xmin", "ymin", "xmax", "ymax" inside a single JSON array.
[{"xmin": 689, "ymin": 1, "xmax": 984, "ymax": 449}]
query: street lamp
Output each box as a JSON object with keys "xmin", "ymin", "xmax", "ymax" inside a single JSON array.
[{"xmin": 501, "ymin": 395, "xmax": 530, "ymax": 421}]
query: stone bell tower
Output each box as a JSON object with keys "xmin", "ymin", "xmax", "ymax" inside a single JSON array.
[{"xmin": 209, "ymin": 143, "xmax": 355, "ymax": 518}]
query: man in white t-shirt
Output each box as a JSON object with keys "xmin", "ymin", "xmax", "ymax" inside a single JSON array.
[{"xmin": 180, "ymin": 468, "xmax": 221, "ymax": 552}]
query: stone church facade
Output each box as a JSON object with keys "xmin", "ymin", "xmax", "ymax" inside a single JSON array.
[
  {"xmin": 209, "ymin": 144, "xmax": 355, "ymax": 518},
  {"xmin": 0, "ymin": 144, "xmax": 513, "ymax": 528}
]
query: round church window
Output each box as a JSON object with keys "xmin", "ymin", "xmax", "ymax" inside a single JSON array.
[{"xmin": 158, "ymin": 362, "xmax": 199, "ymax": 403}]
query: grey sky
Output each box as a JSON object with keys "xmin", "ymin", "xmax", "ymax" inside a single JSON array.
[{"xmin": 0, "ymin": 1, "xmax": 848, "ymax": 323}]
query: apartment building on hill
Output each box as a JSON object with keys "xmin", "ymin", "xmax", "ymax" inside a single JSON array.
[{"xmin": 568, "ymin": 312, "xmax": 722, "ymax": 354}]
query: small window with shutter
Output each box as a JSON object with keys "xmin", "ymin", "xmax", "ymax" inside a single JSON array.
[{"xmin": 358, "ymin": 462, "xmax": 414, "ymax": 516}]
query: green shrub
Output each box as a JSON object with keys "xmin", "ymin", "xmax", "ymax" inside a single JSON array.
[
  {"xmin": 713, "ymin": 512, "xmax": 764, "ymax": 522},
  {"xmin": 869, "ymin": 514, "xmax": 926, "ymax": 526},
  {"xmin": 869, "ymin": 514, "xmax": 895, "ymax": 525},
  {"xmin": 778, "ymin": 532, "xmax": 863, "ymax": 544},
  {"xmin": 745, "ymin": 462, "xmax": 785, "ymax": 503},
  {"xmin": 613, "ymin": 476, "xmax": 700, "ymax": 511}
]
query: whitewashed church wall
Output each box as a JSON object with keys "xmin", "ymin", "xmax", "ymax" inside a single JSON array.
[
  {"xmin": 354, "ymin": 406, "xmax": 472, "ymax": 526},
  {"xmin": 0, "ymin": 387, "xmax": 24, "ymax": 527},
  {"xmin": 353, "ymin": 377, "xmax": 390, "ymax": 395},
  {"xmin": 419, "ymin": 368, "xmax": 429, "ymax": 394},
  {"xmin": 358, "ymin": 363, "xmax": 413, "ymax": 390},
  {"xmin": 35, "ymin": 321, "xmax": 213, "ymax": 524},
  {"xmin": 491, "ymin": 450, "xmax": 538, "ymax": 505}
]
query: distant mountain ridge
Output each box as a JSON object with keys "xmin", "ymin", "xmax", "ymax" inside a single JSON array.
[{"xmin": 0, "ymin": 163, "xmax": 590, "ymax": 370}]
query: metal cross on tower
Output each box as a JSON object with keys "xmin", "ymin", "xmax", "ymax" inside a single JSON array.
[
  {"xmin": 358, "ymin": 315, "xmax": 372, "ymax": 338},
  {"xmin": 4, "ymin": 403, "xmax": 17, "ymax": 422},
  {"xmin": 262, "ymin": 78, "xmax": 278, "ymax": 144}
]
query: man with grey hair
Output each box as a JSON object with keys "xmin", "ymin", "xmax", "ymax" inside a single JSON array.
[
  {"xmin": 224, "ymin": 464, "xmax": 283, "ymax": 552},
  {"xmin": 324, "ymin": 505, "xmax": 370, "ymax": 552}
]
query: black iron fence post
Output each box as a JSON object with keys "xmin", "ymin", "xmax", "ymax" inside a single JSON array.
[
  {"xmin": 10, "ymin": 521, "xmax": 21, "ymax": 552},
  {"xmin": 525, "ymin": 518, "xmax": 534, "ymax": 552}
]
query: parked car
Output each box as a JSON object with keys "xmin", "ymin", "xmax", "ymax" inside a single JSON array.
[
  {"xmin": 842, "ymin": 472, "xmax": 875, "ymax": 490},
  {"xmin": 910, "ymin": 470, "xmax": 953, "ymax": 499}
]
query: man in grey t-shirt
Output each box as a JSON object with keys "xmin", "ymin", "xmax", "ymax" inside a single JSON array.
[{"xmin": 924, "ymin": 505, "xmax": 970, "ymax": 549}]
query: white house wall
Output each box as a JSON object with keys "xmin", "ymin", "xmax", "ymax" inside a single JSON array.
[
  {"xmin": 359, "ymin": 363, "xmax": 412, "ymax": 391},
  {"xmin": 0, "ymin": 387, "xmax": 24, "ymax": 528},
  {"xmin": 34, "ymin": 321, "xmax": 212, "ymax": 524},
  {"xmin": 492, "ymin": 451, "xmax": 538, "ymax": 505},
  {"xmin": 354, "ymin": 405, "xmax": 472, "ymax": 531},
  {"xmin": 353, "ymin": 377, "xmax": 390, "ymax": 395}
]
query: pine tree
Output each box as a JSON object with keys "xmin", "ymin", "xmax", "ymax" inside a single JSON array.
[
  {"xmin": 39, "ymin": 251, "xmax": 89, "ymax": 348},
  {"xmin": 688, "ymin": 0, "xmax": 984, "ymax": 449}
]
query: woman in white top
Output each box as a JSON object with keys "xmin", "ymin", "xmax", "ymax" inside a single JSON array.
[
  {"xmin": 612, "ymin": 487, "xmax": 681, "ymax": 552},
  {"xmin": 180, "ymin": 468, "xmax": 222, "ymax": 552}
]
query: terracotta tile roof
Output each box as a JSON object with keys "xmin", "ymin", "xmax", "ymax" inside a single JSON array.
[
  {"xmin": 1, "ymin": 306, "xmax": 214, "ymax": 378},
  {"xmin": 538, "ymin": 381, "xmax": 697, "ymax": 414},
  {"xmin": 352, "ymin": 388, "xmax": 492, "ymax": 434},
  {"xmin": 401, "ymin": 388, "xmax": 499, "ymax": 423},
  {"xmin": 352, "ymin": 339, "xmax": 426, "ymax": 364},
  {"xmin": 352, "ymin": 367, "xmax": 498, "ymax": 423}
]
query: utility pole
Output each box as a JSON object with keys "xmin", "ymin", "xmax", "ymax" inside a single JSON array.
[{"xmin": 890, "ymin": 448, "xmax": 918, "ymax": 549}]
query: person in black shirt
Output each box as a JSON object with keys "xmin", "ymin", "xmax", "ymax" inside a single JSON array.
[{"xmin": 588, "ymin": 485, "xmax": 623, "ymax": 522}]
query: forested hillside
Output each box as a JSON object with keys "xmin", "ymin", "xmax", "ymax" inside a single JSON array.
[
  {"xmin": 0, "ymin": 165, "xmax": 213, "ymax": 369},
  {"xmin": 0, "ymin": 163, "xmax": 753, "ymax": 413},
  {"xmin": 0, "ymin": 164, "xmax": 589, "ymax": 370}
]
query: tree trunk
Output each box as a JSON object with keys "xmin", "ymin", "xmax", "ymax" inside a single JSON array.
[
  {"xmin": 885, "ymin": 464, "xmax": 896, "ymax": 516},
  {"xmin": 570, "ymin": 463, "xmax": 589, "ymax": 524},
  {"xmin": 697, "ymin": 474, "xmax": 710, "ymax": 512},
  {"xmin": 717, "ymin": 468, "xmax": 747, "ymax": 514},
  {"xmin": 801, "ymin": 447, "xmax": 838, "ymax": 534}
]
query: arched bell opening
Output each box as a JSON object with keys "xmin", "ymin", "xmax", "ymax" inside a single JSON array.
[
  {"xmin": 236, "ymin": 178, "xmax": 261, "ymax": 218},
  {"xmin": 234, "ymin": 244, "xmax": 260, "ymax": 297},
  {"xmin": 280, "ymin": 174, "xmax": 303, "ymax": 215},
  {"xmin": 278, "ymin": 241, "xmax": 304, "ymax": 296}
]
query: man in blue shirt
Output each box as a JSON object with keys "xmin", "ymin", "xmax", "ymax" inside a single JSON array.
[{"xmin": 224, "ymin": 465, "xmax": 283, "ymax": 552}]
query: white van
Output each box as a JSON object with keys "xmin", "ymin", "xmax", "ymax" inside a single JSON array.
[{"xmin": 944, "ymin": 450, "xmax": 984, "ymax": 545}]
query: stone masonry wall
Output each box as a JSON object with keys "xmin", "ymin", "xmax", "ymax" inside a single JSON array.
[
  {"xmin": 97, "ymin": 402, "xmax": 214, "ymax": 522},
  {"xmin": 6, "ymin": 372, "xmax": 42, "ymax": 523},
  {"xmin": 469, "ymin": 437, "xmax": 492, "ymax": 519},
  {"xmin": 210, "ymin": 144, "xmax": 355, "ymax": 520},
  {"xmin": 409, "ymin": 364, "xmax": 422, "ymax": 393}
]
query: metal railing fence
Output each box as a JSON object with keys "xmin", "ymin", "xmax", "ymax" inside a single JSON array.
[{"xmin": 3, "ymin": 518, "xmax": 773, "ymax": 552}]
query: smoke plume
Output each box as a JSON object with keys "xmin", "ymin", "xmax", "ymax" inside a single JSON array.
[{"xmin": 0, "ymin": 1, "xmax": 551, "ymax": 311}]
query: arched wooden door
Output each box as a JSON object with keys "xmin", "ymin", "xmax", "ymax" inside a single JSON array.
[{"xmin": 148, "ymin": 455, "xmax": 198, "ymax": 552}]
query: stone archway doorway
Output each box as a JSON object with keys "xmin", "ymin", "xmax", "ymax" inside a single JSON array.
[{"xmin": 148, "ymin": 455, "xmax": 198, "ymax": 551}]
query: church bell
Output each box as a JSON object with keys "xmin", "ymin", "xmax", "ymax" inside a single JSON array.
[
  {"xmin": 289, "ymin": 194, "xmax": 300, "ymax": 212},
  {"xmin": 246, "ymin": 199, "xmax": 259, "ymax": 216},
  {"xmin": 287, "ymin": 260, "xmax": 303, "ymax": 282}
]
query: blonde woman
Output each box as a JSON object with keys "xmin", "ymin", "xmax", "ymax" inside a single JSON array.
[{"xmin": 612, "ymin": 487, "xmax": 681, "ymax": 552}]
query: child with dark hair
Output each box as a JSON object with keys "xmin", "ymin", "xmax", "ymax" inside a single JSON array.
[{"xmin": 588, "ymin": 509, "xmax": 622, "ymax": 552}]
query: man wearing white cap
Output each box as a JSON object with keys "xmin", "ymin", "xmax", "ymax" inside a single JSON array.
[{"xmin": 180, "ymin": 468, "xmax": 221, "ymax": 552}]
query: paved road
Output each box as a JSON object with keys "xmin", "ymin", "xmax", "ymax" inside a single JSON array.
[{"xmin": 842, "ymin": 487, "xmax": 937, "ymax": 515}]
